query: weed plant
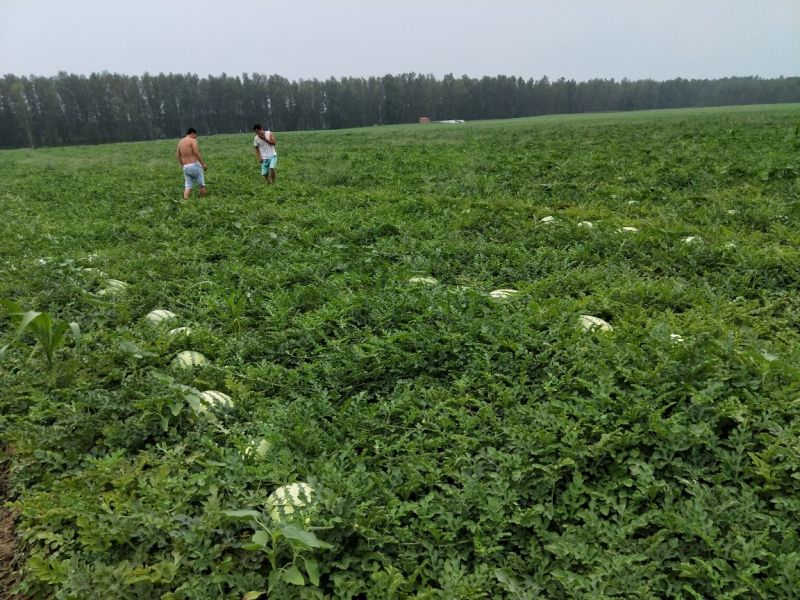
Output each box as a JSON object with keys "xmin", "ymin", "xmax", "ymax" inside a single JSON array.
[{"xmin": 1, "ymin": 105, "xmax": 800, "ymax": 598}]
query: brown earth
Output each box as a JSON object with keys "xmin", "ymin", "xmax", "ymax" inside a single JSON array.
[{"xmin": 0, "ymin": 457, "xmax": 22, "ymax": 600}]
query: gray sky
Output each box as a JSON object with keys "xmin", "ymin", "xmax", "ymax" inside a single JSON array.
[{"xmin": 1, "ymin": 0, "xmax": 798, "ymax": 81}]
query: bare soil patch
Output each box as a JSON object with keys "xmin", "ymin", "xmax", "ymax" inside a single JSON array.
[{"xmin": 0, "ymin": 457, "xmax": 22, "ymax": 600}]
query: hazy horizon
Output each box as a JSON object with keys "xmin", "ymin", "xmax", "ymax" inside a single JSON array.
[{"xmin": 1, "ymin": 1, "xmax": 798, "ymax": 82}]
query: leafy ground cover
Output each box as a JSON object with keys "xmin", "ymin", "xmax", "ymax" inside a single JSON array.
[{"xmin": 1, "ymin": 104, "xmax": 800, "ymax": 598}]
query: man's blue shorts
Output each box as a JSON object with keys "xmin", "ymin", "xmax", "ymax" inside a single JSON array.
[
  {"xmin": 183, "ymin": 162, "xmax": 205, "ymax": 189},
  {"xmin": 260, "ymin": 155, "xmax": 278, "ymax": 175}
]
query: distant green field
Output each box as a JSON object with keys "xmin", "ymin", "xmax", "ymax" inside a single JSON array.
[{"xmin": 2, "ymin": 104, "xmax": 800, "ymax": 598}]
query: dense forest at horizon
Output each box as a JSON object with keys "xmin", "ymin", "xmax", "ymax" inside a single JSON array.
[{"xmin": 1, "ymin": 71, "xmax": 799, "ymax": 148}]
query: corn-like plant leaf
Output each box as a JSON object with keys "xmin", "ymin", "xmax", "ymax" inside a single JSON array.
[
  {"xmin": 0, "ymin": 302, "xmax": 43, "ymax": 358},
  {"xmin": 1, "ymin": 301, "xmax": 81, "ymax": 365}
]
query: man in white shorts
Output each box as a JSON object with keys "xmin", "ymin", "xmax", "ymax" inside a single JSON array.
[
  {"xmin": 176, "ymin": 128, "xmax": 207, "ymax": 199},
  {"xmin": 253, "ymin": 123, "xmax": 277, "ymax": 184}
]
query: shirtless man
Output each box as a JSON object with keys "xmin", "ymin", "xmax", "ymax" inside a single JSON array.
[{"xmin": 176, "ymin": 128, "xmax": 207, "ymax": 199}]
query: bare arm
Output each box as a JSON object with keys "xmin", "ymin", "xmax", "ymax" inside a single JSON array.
[{"xmin": 267, "ymin": 132, "xmax": 276, "ymax": 145}]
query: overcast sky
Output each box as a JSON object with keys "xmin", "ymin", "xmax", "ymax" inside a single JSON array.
[{"xmin": 1, "ymin": 0, "xmax": 798, "ymax": 82}]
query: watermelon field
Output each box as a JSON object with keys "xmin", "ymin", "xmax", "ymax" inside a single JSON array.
[{"xmin": 2, "ymin": 104, "xmax": 800, "ymax": 598}]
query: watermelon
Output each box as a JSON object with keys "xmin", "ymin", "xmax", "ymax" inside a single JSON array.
[
  {"xmin": 242, "ymin": 438, "xmax": 271, "ymax": 459},
  {"xmin": 145, "ymin": 309, "xmax": 177, "ymax": 324},
  {"xmin": 489, "ymin": 289, "xmax": 519, "ymax": 300},
  {"xmin": 79, "ymin": 267, "xmax": 109, "ymax": 278},
  {"xmin": 579, "ymin": 315, "xmax": 613, "ymax": 333},
  {"xmin": 408, "ymin": 276, "xmax": 438, "ymax": 285},
  {"xmin": 97, "ymin": 279, "xmax": 128, "ymax": 296},
  {"xmin": 168, "ymin": 326, "xmax": 193, "ymax": 336},
  {"xmin": 172, "ymin": 350, "xmax": 208, "ymax": 369},
  {"xmin": 195, "ymin": 390, "xmax": 232, "ymax": 412},
  {"xmin": 267, "ymin": 483, "xmax": 315, "ymax": 522}
]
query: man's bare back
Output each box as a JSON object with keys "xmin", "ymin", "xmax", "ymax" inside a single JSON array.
[
  {"xmin": 177, "ymin": 128, "xmax": 207, "ymax": 199},
  {"xmin": 177, "ymin": 135, "xmax": 203, "ymax": 166}
]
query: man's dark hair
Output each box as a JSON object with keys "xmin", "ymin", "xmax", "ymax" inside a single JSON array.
[
  {"xmin": 186, "ymin": 128, "xmax": 197, "ymax": 135},
  {"xmin": 253, "ymin": 124, "xmax": 263, "ymax": 131}
]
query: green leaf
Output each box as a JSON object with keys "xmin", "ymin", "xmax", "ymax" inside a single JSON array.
[
  {"xmin": 223, "ymin": 509, "xmax": 262, "ymax": 520},
  {"xmin": 118, "ymin": 339, "xmax": 156, "ymax": 358},
  {"xmin": 185, "ymin": 393, "xmax": 203, "ymax": 413},
  {"xmin": 150, "ymin": 370, "xmax": 176, "ymax": 384},
  {"xmin": 48, "ymin": 320, "xmax": 70, "ymax": 361},
  {"xmin": 279, "ymin": 524, "xmax": 333, "ymax": 549},
  {"xmin": 282, "ymin": 565, "xmax": 305, "ymax": 586},
  {"xmin": 251, "ymin": 530, "xmax": 270, "ymax": 547},
  {"xmin": 0, "ymin": 306, "xmax": 42, "ymax": 357},
  {"xmin": 241, "ymin": 543, "xmax": 263, "ymax": 552},
  {"xmin": 304, "ymin": 557, "xmax": 320, "ymax": 586},
  {"xmin": 0, "ymin": 299, "xmax": 24, "ymax": 317},
  {"xmin": 242, "ymin": 592, "xmax": 265, "ymax": 600}
]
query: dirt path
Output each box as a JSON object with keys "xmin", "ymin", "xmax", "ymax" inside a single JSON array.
[{"xmin": 0, "ymin": 459, "xmax": 21, "ymax": 599}]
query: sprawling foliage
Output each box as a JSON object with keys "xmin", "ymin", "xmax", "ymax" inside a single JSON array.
[{"xmin": 1, "ymin": 105, "xmax": 800, "ymax": 598}]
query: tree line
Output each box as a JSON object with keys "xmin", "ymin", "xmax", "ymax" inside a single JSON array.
[{"xmin": 1, "ymin": 72, "xmax": 798, "ymax": 148}]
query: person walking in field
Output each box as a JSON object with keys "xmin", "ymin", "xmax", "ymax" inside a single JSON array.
[
  {"xmin": 176, "ymin": 128, "xmax": 207, "ymax": 199},
  {"xmin": 253, "ymin": 124, "xmax": 277, "ymax": 184}
]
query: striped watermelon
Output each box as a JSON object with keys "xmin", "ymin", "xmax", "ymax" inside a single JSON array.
[
  {"xmin": 196, "ymin": 390, "xmax": 233, "ymax": 412},
  {"xmin": 242, "ymin": 438, "xmax": 271, "ymax": 459},
  {"xmin": 267, "ymin": 483, "xmax": 315, "ymax": 522},
  {"xmin": 97, "ymin": 279, "xmax": 128, "ymax": 296},
  {"xmin": 145, "ymin": 309, "xmax": 177, "ymax": 324},
  {"xmin": 579, "ymin": 315, "xmax": 613, "ymax": 333},
  {"xmin": 172, "ymin": 350, "xmax": 208, "ymax": 369},
  {"xmin": 79, "ymin": 267, "xmax": 109, "ymax": 278},
  {"xmin": 489, "ymin": 289, "xmax": 519, "ymax": 300},
  {"xmin": 408, "ymin": 276, "xmax": 438, "ymax": 285},
  {"xmin": 168, "ymin": 326, "xmax": 193, "ymax": 336}
]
